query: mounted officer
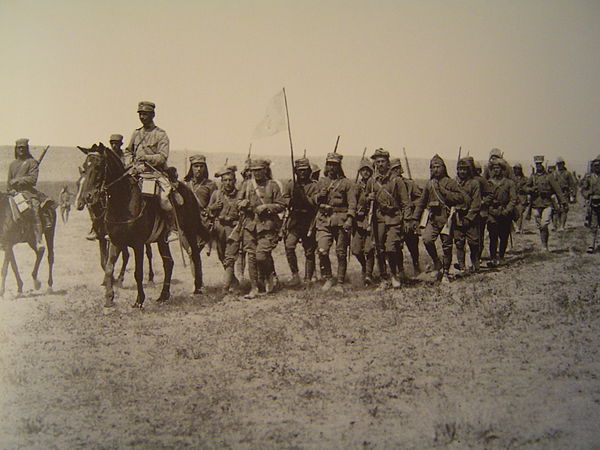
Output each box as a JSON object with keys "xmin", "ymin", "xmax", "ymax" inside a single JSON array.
[
  {"xmin": 313, "ymin": 152, "xmax": 356, "ymax": 292},
  {"xmin": 7, "ymin": 138, "xmax": 47, "ymax": 249},
  {"xmin": 524, "ymin": 155, "xmax": 567, "ymax": 252},
  {"xmin": 208, "ymin": 164, "xmax": 241, "ymax": 294},
  {"xmin": 367, "ymin": 149, "xmax": 412, "ymax": 290},
  {"xmin": 282, "ymin": 157, "xmax": 318, "ymax": 287}
]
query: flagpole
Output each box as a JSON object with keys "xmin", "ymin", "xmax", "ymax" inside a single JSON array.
[{"xmin": 282, "ymin": 87, "xmax": 295, "ymax": 186}]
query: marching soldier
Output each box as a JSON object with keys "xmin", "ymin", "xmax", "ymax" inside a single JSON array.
[
  {"xmin": 7, "ymin": 138, "xmax": 46, "ymax": 249},
  {"xmin": 313, "ymin": 152, "xmax": 356, "ymax": 292},
  {"xmin": 524, "ymin": 155, "xmax": 567, "ymax": 252},
  {"xmin": 352, "ymin": 158, "xmax": 375, "ymax": 285},
  {"xmin": 184, "ymin": 154, "xmax": 218, "ymax": 244},
  {"xmin": 453, "ymin": 158, "xmax": 481, "ymax": 273},
  {"xmin": 412, "ymin": 155, "xmax": 469, "ymax": 282},
  {"xmin": 390, "ymin": 158, "xmax": 422, "ymax": 275},
  {"xmin": 471, "ymin": 159, "xmax": 492, "ymax": 259},
  {"xmin": 282, "ymin": 158, "xmax": 318, "ymax": 286},
  {"xmin": 486, "ymin": 159, "xmax": 517, "ymax": 266},
  {"xmin": 59, "ymin": 184, "xmax": 72, "ymax": 224},
  {"xmin": 553, "ymin": 157, "xmax": 577, "ymax": 230},
  {"xmin": 237, "ymin": 159, "xmax": 286, "ymax": 299},
  {"xmin": 513, "ymin": 163, "xmax": 529, "ymax": 234},
  {"xmin": 208, "ymin": 164, "xmax": 241, "ymax": 294},
  {"xmin": 581, "ymin": 155, "xmax": 600, "ymax": 253},
  {"xmin": 367, "ymin": 149, "xmax": 412, "ymax": 289}
]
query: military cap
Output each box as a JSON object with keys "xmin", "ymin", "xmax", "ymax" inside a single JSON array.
[
  {"xmin": 15, "ymin": 138, "xmax": 29, "ymax": 146},
  {"xmin": 464, "ymin": 156, "xmax": 475, "ymax": 167},
  {"xmin": 489, "ymin": 148, "xmax": 503, "ymax": 159},
  {"xmin": 215, "ymin": 165, "xmax": 237, "ymax": 178},
  {"xmin": 189, "ymin": 154, "xmax": 207, "ymax": 165},
  {"xmin": 137, "ymin": 101, "xmax": 156, "ymax": 112},
  {"xmin": 294, "ymin": 157, "xmax": 311, "ymax": 170},
  {"xmin": 359, "ymin": 158, "xmax": 373, "ymax": 171},
  {"xmin": 390, "ymin": 158, "xmax": 403, "ymax": 170},
  {"xmin": 457, "ymin": 157, "xmax": 472, "ymax": 167},
  {"xmin": 513, "ymin": 163, "xmax": 523, "ymax": 169},
  {"xmin": 250, "ymin": 159, "xmax": 268, "ymax": 170},
  {"xmin": 326, "ymin": 152, "xmax": 343, "ymax": 164},
  {"xmin": 533, "ymin": 155, "xmax": 545, "ymax": 163},
  {"xmin": 371, "ymin": 148, "xmax": 390, "ymax": 160},
  {"xmin": 109, "ymin": 134, "xmax": 123, "ymax": 142},
  {"xmin": 556, "ymin": 156, "xmax": 565, "ymax": 164}
]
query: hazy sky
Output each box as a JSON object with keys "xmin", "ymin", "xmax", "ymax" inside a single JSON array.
[{"xmin": 1, "ymin": 0, "xmax": 599, "ymax": 164}]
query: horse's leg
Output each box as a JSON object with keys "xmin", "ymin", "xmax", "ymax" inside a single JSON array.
[
  {"xmin": 0, "ymin": 250, "xmax": 10, "ymax": 297},
  {"xmin": 6, "ymin": 248, "xmax": 24, "ymax": 296},
  {"xmin": 132, "ymin": 245, "xmax": 146, "ymax": 308},
  {"xmin": 116, "ymin": 246, "xmax": 129, "ymax": 285},
  {"xmin": 187, "ymin": 237, "xmax": 203, "ymax": 295},
  {"xmin": 103, "ymin": 243, "xmax": 119, "ymax": 308},
  {"xmin": 29, "ymin": 242, "xmax": 45, "ymax": 291},
  {"xmin": 156, "ymin": 240, "xmax": 173, "ymax": 303},
  {"xmin": 99, "ymin": 238, "xmax": 108, "ymax": 286},
  {"xmin": 45, "ymin": 223, "xmax": 56, "ymax": 292},
  {"xmin": 146, "ymin": 243, "xmax": 154, "ymax": 283}
]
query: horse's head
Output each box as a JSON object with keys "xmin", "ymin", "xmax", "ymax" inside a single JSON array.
[{"xmin": 75, "ymin": 143, "xmax": 107, "ymax": 211}]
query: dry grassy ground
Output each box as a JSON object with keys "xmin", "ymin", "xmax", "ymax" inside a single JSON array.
[{"xmin": 1, "ymin": 203, "xmax": 599, "ymax": 448}]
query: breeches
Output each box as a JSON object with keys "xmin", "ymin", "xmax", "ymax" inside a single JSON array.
[
  {"xmin": 351, "ymin": 227, "xmax": 373, "ymax": 255},
  {"xmin": 453, "ymin": 221, "xmax": 480, "ymax": 248},
  {"xmin": 242, "ymin": 228, "xmax": 279, "ymax": 262},
  {"xmin": 317, "ymin": 226, "xmax": 348, "ymax": 257},
  {"xmin": 378, "ymin": 222, "xmax": 404, "ymax": 253}
]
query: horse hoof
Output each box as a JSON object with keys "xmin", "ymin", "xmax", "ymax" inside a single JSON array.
[
  {"xmin": 131, "ymin": 301, "xmax": 144, "ymax": 309},
  {"xmin": 33, "ymin": 280, "xmax": 42, "ymax": 290},
  {"xmin": 193, "ymin": 288, "xmax": 204, "ymax": 296},
  {"xmin": 46, "ymin": 287, "xmax": 53, "ymax": 294},
  {"xmin": 156, "ymin": 295, "xmax": 170, "ymax": 304}
]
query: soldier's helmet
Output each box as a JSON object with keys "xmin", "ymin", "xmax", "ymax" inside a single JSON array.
[
  {"xmin": 489, "ymin": 148, "xmax": 503, "ymax": 160},
  {"xmin": 326, "ymin": 153, "xmax": 343, "ymax": 164},
  {"xmin": 430, "ymin": 154, "xmax": 448, "ymax": 177},
  {"xmin": 359, "ymin": 158, "xmax": 374, "ymax": 172},
  {"xmin": 389, "ymin": 158, "xmax": 403, "ymax": 173}
]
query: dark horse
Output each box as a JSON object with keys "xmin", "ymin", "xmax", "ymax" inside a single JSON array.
[
  {"xmin": 0, "ymin": 193, "xmax": 56, "ymax": 297},
  {"xmin": 75, "ymin": 166, "xmax": 155, "ymax": 285},
  {"xmin": 76, "ymin": 143, "xmax": 207, "ymax": 308}
]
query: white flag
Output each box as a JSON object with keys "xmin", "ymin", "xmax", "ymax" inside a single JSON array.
[{"xmin": 252, "ymin": 90, "xmax": 287, "ymax": 139}]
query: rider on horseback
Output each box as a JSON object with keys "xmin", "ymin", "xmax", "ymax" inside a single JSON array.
[{"xmin": 7, "ymin": 138, "xmax": 46, "ymax": 250}]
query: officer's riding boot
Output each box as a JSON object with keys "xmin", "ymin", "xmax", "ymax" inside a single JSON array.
[
  {"xmin": 334, "ymin": 252, "xmax": 347, "ymax": 292},
  {"xmin": 244, "ymin": 253, "xmax": 260, "ymax": 299},
  {"xmin": 33, "ymin": 212, "xmax": 45, "ymax": 250},
  {"xmin": 424, "ymin": 241, "xmax": 441, "ymax": 272},
  {"xmin": 285, "ymin": 247, "xmax": 299, "ymax": 284}
]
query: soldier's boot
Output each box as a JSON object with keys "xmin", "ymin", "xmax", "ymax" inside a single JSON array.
[
  {"xmin": 86, "ymin": 225, "xmax": 99, "ymax": 241},
  {"xmin": 289, "ymin": 272, "xmax": 302, "ymax": 287},
  {"xmin": 469, "ymin": 242, "xmax": 480, "ymax": 272},
  {"xmin": 454, "ymin": 245, "xmax": 466, "ymax": 271},
  {"xmin": 304, "ymin": 258, "xmax": 315, "ymax": 283},
  {"xmin": 560, "ymin": 211, "xmax": 568, "ymax": 231},
  {"xmin": 285, "ymin": 247, "xmax": 299, "ymax": 280},
  {"xmin": 364, "ymin": 252, "xmax": 375, "ymax": 285},
  {"xmin": 32, "ymin": 209, "xmax": 45, "ymax": 250},
  {"xmin": 336, "ymin": 252, "xmax": 347, "ymax": 288},
  {"xmin": 321, "ymin": 278, "xmax": 334, "ymax": 292},
  {"xmin": 424, "ymin": 241, "xmax": 441, "ymax": 273},
  {"xmin": 441, "ymin": 270, "xmax": 451, "ymax": 284},
  {"xmin": 223, "ymin": 266, "xmax": 235, "ymax": 293},
  {"xmin": 244, "ymin": 253, "xmax": 260, "ymax": 299}
]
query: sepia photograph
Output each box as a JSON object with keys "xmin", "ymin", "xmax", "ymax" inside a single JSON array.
[{"xmin": 1, "ymin": 0, "xmax": 599, "ymax": 447}]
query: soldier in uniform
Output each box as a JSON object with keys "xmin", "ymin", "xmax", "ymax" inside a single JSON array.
[
  {"xmin": 310, "ymin": 163, "xmax": 321, "ymax": 183},
  {"xmin": 184, "ymin": 154, "xmax": 218, "ymax": 237},
  {"xmin": 513, "ymin": 163, "xmax": 529, "ymax": 234},
  {"xmin": 58, "ymin": 184, "xmax": 72, "ymax": 224},
  {"xmin": 453, "ymin": 158, "xmax": 481, "ymax": 273},
  {"xmin": 109, "ymin": 134, "xmax": 125, "ymax": 162},
  {"xmin": 412, "ymin": 154, "xmax": 469, "ymax": 282},
  {"xmin": 7, "ymin": 138, "xmax": 46, "ymax": 249},
  {"xmin": 486, "ymin": 159, "xmax": 517, "ymax": 266},
  {"xmin": 124, "ymin": 101, "xmax": 173, "ymax": 212},
  {"xmin": 390, "ymin": 158, "xmax": 422, "ymax": 275},
  {"xmin": 313, "ymin": 152, "xmax": 356, "ymax": 292},
  {"xmin": 282, "ymin": 158, "xmax": 318, "ymax": 286},
  {"xmin": 237, "ymin": 159, "xmax": 286, "ymax": 299},
  {"xmin": 553, "ymin": 157, "xmax": 577, "ymax": 230},
  {"xmin": 367, "ymin": 149, "xmax": 412, "ymax": 289},
  {"xmin": 208, "ymin": 164, "xmax": 241, "ymax": 293},
  {"xmin": 471, "ymin": 159, "xmax": 492, "ymax": 259},
  {"xmin": 351, "ymin": 158, "xmax": 375, "ymax": 285},
  {"xmin": 524, "ymin": 155, "xmax": 567, "ymax": 252},
  {"xmin": 581, "ymin": 155, "xmax": 600, "ymax": 253}
]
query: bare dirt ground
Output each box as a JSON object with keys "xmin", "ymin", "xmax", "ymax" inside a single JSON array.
[{"xmin": 1, "ymin": 203, "xmax": 599, "ymax": 449}]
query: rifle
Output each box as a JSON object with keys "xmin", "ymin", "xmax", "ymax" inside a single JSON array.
[
  {"xmin": 333, "ymin": 135, "xmax": 340, "ymax": 153},
  {"xmin": 402, "ymin": 147, "xmax": 412, "ymax": 180},
  {"xmin": 355, "ymin": 147, "xmax": 367, "ymax": 183},
  {"xmin": 36, "ymin": 146, "xmax": 50, "ymax": 165},
  {"xmin": 457, "ymin": 146, "xmax": 462, "ymax": 167}
]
